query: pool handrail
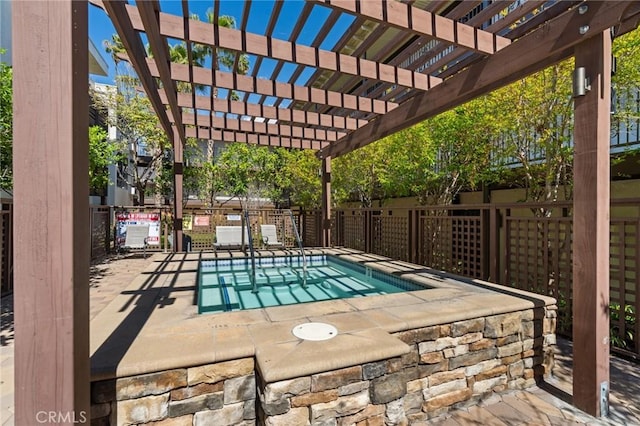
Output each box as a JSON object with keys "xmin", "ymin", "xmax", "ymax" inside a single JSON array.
[
  {"xmin": 287, "ymin": 209, "xmax": 307, "ymax": 288},
  {"xmin": 243, "ymin": 211, "xmax": 258, "ymax": 293}
]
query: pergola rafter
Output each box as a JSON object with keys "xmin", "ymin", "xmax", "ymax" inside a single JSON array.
[
  {"xmin": 318, "ymin": 1, "xmax": 640, "ymax": 159},
  {"xmin": 137, "ymin": 1, "xmax": 186, "ymax": 143},
  {"xmin": 184, "ymin": 127, "xmax": 326, "ymax": 150},
  {"xmin": 148, "ymin": 61, "xmax": 399, "ymax": 115},
  {"xmin": 310, "ymin": 0, "xmax": 511, "ymax": 54},
  {"xmin": 178, "ymin": 113, "xmax": 346, "ymax": 142},
  {"xmin": 167, "ymin": 92, "xmax": 367, "ymax": 131},
  {"xmin": 125, "ymin": 5, "xmax": 443, "ymax": 93}
]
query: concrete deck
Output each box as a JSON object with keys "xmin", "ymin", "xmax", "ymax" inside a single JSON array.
[{"xmin": 2, "ymin": 251, "xmax": 639, "ymax": 425}]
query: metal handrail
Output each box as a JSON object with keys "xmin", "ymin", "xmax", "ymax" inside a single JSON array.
[
  {"xmin": 287, "ymin": 209, "xmax": 307, "ymax": 288},
  {"xmin": 243, "ymin": 210, "xmax": 258, "ymax": 293}
]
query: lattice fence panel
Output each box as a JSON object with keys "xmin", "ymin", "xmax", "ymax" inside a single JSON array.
[
  {"xmin": 420, "ymin": 214, "xmax": 483, "ymax": 278},
  {"xmin": 505, "ymin": 217, "xmax": 573, "ymax": 335},
  {"xmin": 302, "ymin": 211, "xmax": 321, "ymax": 247},
  {"xmin": 451, "ymin": 217, "xmax": 483, "ymax": 278},
  {"xmin": 342, "ymin": 211, "xmax": 366, "ymax": 252},
  {"xmin": 371, "ymin": 212, "xmax": 409, "ymax": 261},
  {"xmin": 610, "ymin": 218, "xmax": 638, "ymax": 355}
]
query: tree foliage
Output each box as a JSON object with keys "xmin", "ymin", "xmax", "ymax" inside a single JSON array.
[
  {"xmin": 0, "ymin": 51, "xmax": 11, "ymax": 190},
  {"xmin": 612, "ymin": 27, "xmax": 640, "ymax": 134},
  {"xmin": 489, "ymin": 60, "xmax": 575, "ymax": 210},
  {"xmin": 91, "ymin": 81, "xmax": 171, "ymax": 205},
  {"xmin": 88, "ymin": 125, "xmax": 121, "ymax": 194},
  {"xmin": 333, "ymin": 142, "xmax": 387, "ymax": 207},
  {"xmin": 280, "ymin": 149, "xmax": 322, "ymax": 209}
]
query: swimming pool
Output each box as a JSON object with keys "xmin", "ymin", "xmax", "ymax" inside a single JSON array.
[{"xmin": 198, "ymin": 255, "xmax": 429, "ymax": 313}]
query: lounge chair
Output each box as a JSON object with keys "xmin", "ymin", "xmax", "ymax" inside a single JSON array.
[
  {"xmin": 214, "ymin": 225, "xmax": 249, "ymax": 250},
  {"xmin": 261, "ymin": 224, "xmax": 283, "ymax": 247}
]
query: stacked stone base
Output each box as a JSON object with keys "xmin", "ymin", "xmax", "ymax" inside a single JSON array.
[{"xmin": 91, "ymin": 306, "xmax": 556, "ymax": 425}]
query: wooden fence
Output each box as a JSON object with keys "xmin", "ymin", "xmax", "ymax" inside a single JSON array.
[
  {"xmin": 329, "ymin": 199, "xmax": 640, "ymax": 359},
  {"xmin": 1, "ymin": 200, "xmax": 637, "ymax": 358}
]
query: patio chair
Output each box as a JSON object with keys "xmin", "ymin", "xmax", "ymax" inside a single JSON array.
[
  {"xmin": 214, "ymin": 225, "xmax": 249, "ymax": 250},
  {"xmin": 260, "ymin": 224, "xmax": 283, "ymax": 247},
  {"xmin": 120, "ymin": 224, "xmax": 150, "ymax": 258}
]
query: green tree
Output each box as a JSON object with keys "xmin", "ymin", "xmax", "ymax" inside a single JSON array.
[
  {"xmin": 214, "ymin": 143, "xmax": 278, "ymax": 209},
  {"xmin": 280, "ymin": 149, "xmax": 322, "ymax": 209},
  {"xmin": 612, "ymin": 27, "xmax": 640, "ymax": 144},
  {"xmin": 424, "ymin": 100, "xmax": 501, "ymax": 205},
  {"xmin": 91, "ymin": 81, "xmax": 172, "ymax": 205},
  {"xmin": 489, "ymin": 60, "xmax": 574, "ymax": 213},
  {"xmin": 0, "ymin": 51, "xmax": 11, "ymax": 190},
  {"xmin": 333, "ymin": 142, "xmax": 387, "ymax": 207},
  {"xmin": 88, "ymin": 125, "xmax": 121, "ymax": 195}
]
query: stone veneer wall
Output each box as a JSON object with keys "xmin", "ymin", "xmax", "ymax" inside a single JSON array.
[
  {"xmin": 91, "ymin": 358, "xmax": 256, "ymax": 425},
  {"xmin": 90, "ymin": 306, "xmax": 556, "ymax": 425}
]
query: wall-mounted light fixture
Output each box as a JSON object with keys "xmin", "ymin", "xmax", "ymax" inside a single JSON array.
[{"xmin": 573, "ymin": 67, "xmax": 591, "ymax": 97}]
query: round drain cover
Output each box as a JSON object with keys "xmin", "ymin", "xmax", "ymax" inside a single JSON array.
[{"xmin": 292, "ymin": 322, "xmax": 338, "ymax": 341}]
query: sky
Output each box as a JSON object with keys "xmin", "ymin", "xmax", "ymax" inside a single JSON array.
[{"xmin": 89, "ymin": 0, "xmax": 356, "ymax": 92}]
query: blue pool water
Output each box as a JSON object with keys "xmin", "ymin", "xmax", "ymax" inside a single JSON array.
[{"xmin": 198, "ymin": 255, "xmax": 429, "ymax": 313}]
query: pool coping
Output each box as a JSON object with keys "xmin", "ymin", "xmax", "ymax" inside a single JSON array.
[{"xmin": 89, "ymin": 248, "xmax": 556, "ymax": 383}]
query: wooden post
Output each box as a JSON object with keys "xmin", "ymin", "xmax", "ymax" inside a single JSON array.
[
  {"xmin": 13, "ymin": 2, "xmax": 90, "ymax": 424},
  {"xmin": 173, "ymin": 127, "xmax": 184, "ymax": 252},
  {"xmin": 572, "ymin": 30, "xmax": 611, "ymax": 417},
  {"xmin": 321, "ymin": 156, "xmax": 331, "ymax": 247},
  {"xmin": 489, "ymin": 206, "xmax": 500, "ymax": 283}
]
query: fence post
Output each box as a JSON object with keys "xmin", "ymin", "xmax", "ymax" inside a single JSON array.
[
  {"xmin": 489, "ymin": 205, "xmax": 500, "ymax": 283},
  {"xmin": 481, "ymin": 206, "xmax": 490, "ymax": 280},
  {"xmin": 365, "ymin": 210, "xmax": 372, "ymax": 253},
  {"xmin": 408, "ymin": 209, "xmax": 418, "ymax": 264},
  {"xmin": 502, "ymin": 208, "xmax": 510, "ymax": 286}
]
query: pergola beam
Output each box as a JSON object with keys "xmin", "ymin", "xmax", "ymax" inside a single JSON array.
[
  {"xmin": 126, "ymin": 4, "xmax": 442, "ymax": 92},
  {"xmin": 312, "ymin": 0, "xmax": 511, "ymax": 54},
  {"xmin": 184, "ymin": 127, "xmax": 326, "ymax": 150},
  {"xmin": 102, "ymin": 0, "xmax": 174, "ymax": 139},
  {"xmin": 178, "ymin": 113, "xmax": 346, "ymax": 141},
  {"xmin": 149, "ymin": 60, "xmax": 399, "ymax": 115},
  {"xmin": 167, "ymin": 93, "xmax": 367, "ymax": 131},
  {"xmin": 319, "ymin": 1, "xmax": 640, "ymax": 159},
  {"xmin": 137, "ymin": 1, "xmax": 186, "ymax": 143}
]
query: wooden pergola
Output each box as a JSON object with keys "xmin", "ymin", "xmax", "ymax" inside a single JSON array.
[{"xmin": 11, "ymin": 1, "xmax": 640, "ymax": 424}]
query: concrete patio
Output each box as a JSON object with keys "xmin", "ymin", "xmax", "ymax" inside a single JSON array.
[{"xmin": 1, "ymin": 253, "xmax": 639, "ymax": 425}]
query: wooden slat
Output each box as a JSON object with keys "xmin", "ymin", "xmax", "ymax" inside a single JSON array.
[
  {"xmin": 126, "ymin": 5, "xmax": 442, "ymax": 91},
  {"xmin": 179, "ymin": 113, "xmax": 346, "ymax": 141},
  {"xmin": 260, "ymin": 1, "xmax": 315, "ymax": 107},
  {"xmin": 169, "ymin": 92, "xmax": 367, "ymax": 130},
  {"xmin": 103, "ymin": 0, "xmax": 174, "ymax": 139},
  {"xmin": 185, "ymin": 127, "xmax": 325, "ymax": 150},
  {"xmin": 313, "ymin": 0, "xmax": 511, "ymax": 54},
  {"xmin": 319, "ymin": 1, "xmax": 640, "ymax": 159},
  {"xmin": 137, "ymin": 1, "xmax": 186, "ymax": 143},
  {"xmin": 149, "ymin": 60, "xmax": 399, "ymax": 115}
]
